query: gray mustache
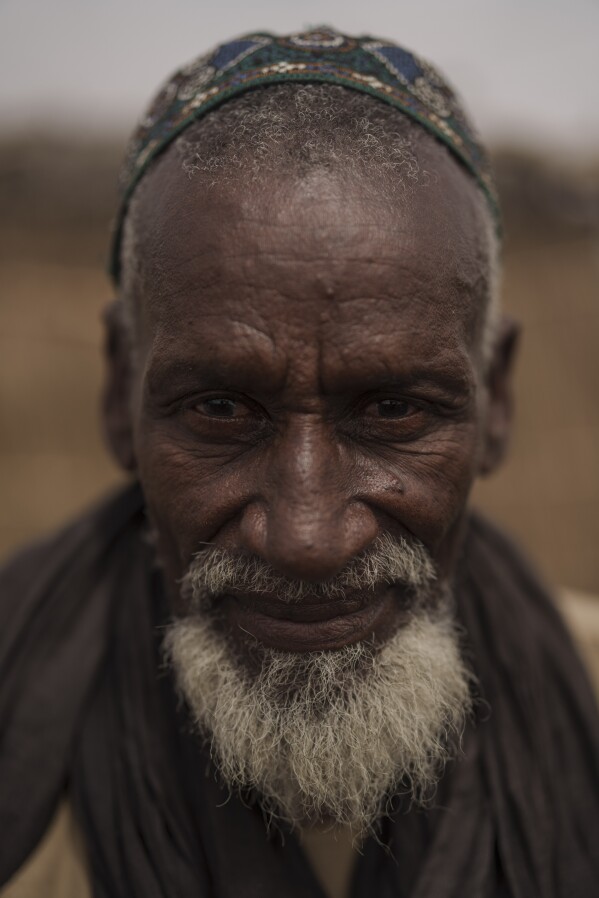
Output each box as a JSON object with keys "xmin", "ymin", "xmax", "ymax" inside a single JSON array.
[{"xmin": 181, "ymin": 532, "xmax": 436, "ymax": 607}]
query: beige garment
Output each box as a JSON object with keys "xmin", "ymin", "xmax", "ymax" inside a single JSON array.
[
  {"xmin": 558, "ymin": 588, "xmax": 599, "ymax": 690},
  {"xmin": 299, "ymin": 823, "xmax": 359, "ymax": 898},
  {"xmin": 1, "ymin": 801, "xmax": 91, "ymax": 898},
  {"xmin": 3, "ymin": 589, "xmax": 599, "ymax": 898}
]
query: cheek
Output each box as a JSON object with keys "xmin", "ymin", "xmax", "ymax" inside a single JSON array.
[
  {"xmin": 357, "ymin": 421, "xmax": 482, "ymax": 557},
  {"xmin": 135, "ymin": 420, "xmax": 262, "ymax": 575}
]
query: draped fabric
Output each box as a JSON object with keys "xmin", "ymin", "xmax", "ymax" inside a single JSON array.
[{"xmin": 1, "ymin": 483, "xmax": 598, "ymax": 897}]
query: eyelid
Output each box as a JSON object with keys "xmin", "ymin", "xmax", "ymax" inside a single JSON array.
[
  {"xmin": 360, "ymin": 393, "xmax": 422, "ymax": 411},
  {"xmin": 360, "ymin": 387, "xmax": 471, "ymax": 419},
  {"xmin": 199, "ymin": 397, "xmax": 250, "ymax": 418},
  {"xmin": 195, "ymin": 395, "xmax": 248, "ymax": 415},
  {"xmin": 363, "ymin": 399, "xmax": 422, "ymax": 421},
  {"xmin": 182, "ymin": 390, "xmax": 245, "ymax": 408},
  {"xmin": 185, "ymin": 391, "xmax": 271, "ymax": 423}
]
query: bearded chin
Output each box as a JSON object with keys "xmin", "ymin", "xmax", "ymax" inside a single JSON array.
[{"xmin": 163, "ymin": 595, "xmax": 473, "ymax": 835}]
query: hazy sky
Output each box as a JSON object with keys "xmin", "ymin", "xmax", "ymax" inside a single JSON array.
[{"xmin": 1, "ymin": 0, "xmax": 598, "ymax": 155}]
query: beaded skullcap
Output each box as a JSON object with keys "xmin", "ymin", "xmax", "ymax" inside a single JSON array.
[{"xmin": 110, "ymin": 27, "xmax": 499, "ymax": 283}]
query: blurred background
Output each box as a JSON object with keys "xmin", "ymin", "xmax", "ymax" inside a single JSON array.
[{"xmin": 1, "ymin": 1, "xmax": 598, "ymax": 602}]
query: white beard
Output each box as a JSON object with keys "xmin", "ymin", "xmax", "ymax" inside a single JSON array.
[{"xmin": 163, "ymin": 601, "xmax": 472, "ymax": 834}]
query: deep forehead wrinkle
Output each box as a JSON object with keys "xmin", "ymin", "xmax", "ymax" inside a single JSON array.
[
  {"xmin": 132, "ymin": 145, "xmax": 490, "ymax": 303},
  {"xmin": 142, "ymin": 223, "xmax": 487, "ymax": 317},
  {"xmin": 144, "ymin": 308, "xmax": 475, "ymax": 402},
  {"xmin": 129, "ymin": 131, "xmax": 493, "ymax": 391}
]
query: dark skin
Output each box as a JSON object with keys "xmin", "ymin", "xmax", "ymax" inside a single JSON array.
[{"xmin": 104, "ymin": 132, "xmax": 518, "ymax": 655}]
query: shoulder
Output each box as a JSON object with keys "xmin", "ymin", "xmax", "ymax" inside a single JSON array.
[
  {"xmin": 0, "ymin": 482, "xmax": 144, "ymax": 600},
  {"xmin": 557, "ymin": 588, "xmax": 599, "ymax": 696}
]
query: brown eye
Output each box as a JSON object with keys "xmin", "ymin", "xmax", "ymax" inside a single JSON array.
[
  {"xmin": 375, "ymin": 399, "xmax": 414, "ymax": 419},
  {"xmin": 199, "ymin": 398, "xmax": 242, "ymax": 418}
]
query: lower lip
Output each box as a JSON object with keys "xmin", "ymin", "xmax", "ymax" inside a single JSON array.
[{"xmin": 220, "ymin": 591, "xmax": 399, "ymax": 652}]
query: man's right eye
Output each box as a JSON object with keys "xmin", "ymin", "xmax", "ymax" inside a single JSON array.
[{"xmin": 197, "ymin": 397, "xmax": 248, "ymax": 418}]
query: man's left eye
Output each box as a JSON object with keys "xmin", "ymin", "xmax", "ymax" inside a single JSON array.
[{"xmin": 372, "ymin": 399, "xmax": 415, "ymax": 419}]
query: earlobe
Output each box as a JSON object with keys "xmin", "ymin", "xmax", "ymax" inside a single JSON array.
[
  {"xmin": 478, "ymin": 316, "xmax": 520, "ymax": 477},
  {"xmin": 101, "ymin": 300, "xmax": 137, "ymax": 472}
]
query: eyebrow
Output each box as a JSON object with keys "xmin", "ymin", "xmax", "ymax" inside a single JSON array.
[
  {"xmin": 144, "ymin": 347, "xmax": 475, "ymax": 404},
  {"xmin": 144, "ymin": 355, "xmax": 284, "ymax": 398},
  {"xmin": 322, "ymin": 362, "xmax": 476, "ymax": 403}
]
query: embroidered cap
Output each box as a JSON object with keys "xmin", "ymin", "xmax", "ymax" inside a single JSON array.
[{"xmin": 110, "ymin": 27, "xmax": 499, "ymax": 283}]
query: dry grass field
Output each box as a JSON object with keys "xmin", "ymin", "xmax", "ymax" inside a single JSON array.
[{"xmin": 1, "ymin": 135, "xmax": 598, "ymax": 598}]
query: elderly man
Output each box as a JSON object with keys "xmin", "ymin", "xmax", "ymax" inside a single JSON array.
[{"xmin": 1, "ymin": 28, "xmax": 598, "ymax": 898}]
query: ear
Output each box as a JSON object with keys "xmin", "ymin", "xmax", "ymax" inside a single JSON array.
[
  {"xmin": 478, "ymin": 315, "xmax": 520, "ymax": 477},
  {"xmin": 101, "ymin": 300, "xmax": 137, "ymax": 472}
]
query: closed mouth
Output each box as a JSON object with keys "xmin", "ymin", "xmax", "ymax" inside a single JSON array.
[
  {"xmin": 217, "ymin": 587, "xmax": 407, "ymax": 651},
  {"xmin": 226, "ymin": 591, "xmax": 382, "ymax": 622}
]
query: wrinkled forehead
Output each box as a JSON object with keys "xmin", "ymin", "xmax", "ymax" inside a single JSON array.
[{"xmin": 124, "ymin": 127, "xmax": 493, "ymax": 348}]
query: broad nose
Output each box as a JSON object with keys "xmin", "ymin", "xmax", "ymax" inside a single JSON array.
[{"xmin": 239, "ymin": 419, "xmax": 378, "ymax": 582}]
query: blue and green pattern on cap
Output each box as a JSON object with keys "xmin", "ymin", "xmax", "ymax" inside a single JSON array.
[{"xmin": 110, "ymin": 27, "xmax": 500, "ymax": 283}]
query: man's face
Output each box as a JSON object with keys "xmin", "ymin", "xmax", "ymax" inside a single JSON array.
[{"xmin": 116, "ymin": 137, "xmax": 504, "ymax": 656}]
